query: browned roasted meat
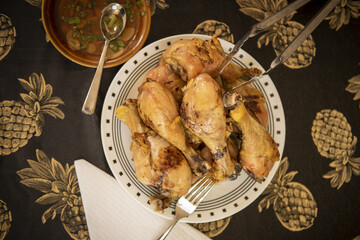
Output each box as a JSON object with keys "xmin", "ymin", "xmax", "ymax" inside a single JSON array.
[
  {"xmin": 115, "ymin": 99, "xmax": 150, "ymax": 134},
  {"xmin": 224, "ymin": 92, "xmax": 280, "ymax": 181},
  {"xmin": 145, "ymin": 63, "xmax": 186, "ymax": 103},
  {"xmin": 220, "ymin": 64, "xmax": 269, "ymax": 127},
  {"xmin": 137, "ymin": 80, "xmax": 211, "ymax": 176},
  {"xmin": 221, "ymin": 64, "xmax": 262, "ymax": 86},
  {"xmin": 115, "ymin": 99, "xmax": 192, "ymax": 210},
  {"xmin": 160, "ymin": 36, "xmax": 224, "ymax": 81},
  {"xmin": 208, "ymin": 35, "xmax": 226, "ymax": 58},
  {"xmin": 235, "ymin": 84, "xmax": 268, "ymax": 128},
  {"xmin": 147, "ymin": 131, "xmax": 192, "ymax": 196},
  {"xmin": 205, "ymin": 34, "xmax": 269, "ymax": 128},
  {"xmin": 181, "ymin": 73, "xmax": 236, "ymax": 182}
]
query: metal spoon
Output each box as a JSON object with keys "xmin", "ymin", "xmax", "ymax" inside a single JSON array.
[{"xmin": 82, "ymin": 3, "xmax": 126, "ymax": 115}]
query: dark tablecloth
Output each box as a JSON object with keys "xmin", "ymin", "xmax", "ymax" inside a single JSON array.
[{"xmin": 0, "ymin": 0, "xmax": 359, "ymax": 239}]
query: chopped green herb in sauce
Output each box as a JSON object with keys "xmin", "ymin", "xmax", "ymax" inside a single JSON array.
[{"xmin": 57, "ymin": 0, "xmax": 143, "ymax": 57}]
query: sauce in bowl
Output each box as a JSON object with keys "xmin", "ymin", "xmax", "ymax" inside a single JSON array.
[{"xmin": 42, "ymin": 0, "xmax": 151, "ymax": 68}]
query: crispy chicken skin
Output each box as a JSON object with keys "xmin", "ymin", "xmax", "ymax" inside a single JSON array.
[
  {"xmin": 137, "ymin": 80, "xmax": 211, "ymax": 176},
  {"xmin": 224, "ymin": 92, "xmax": 280, "ymax": 181},
  {"xmin": 115, "ymin": 99, "xmax": 192, "ymax": 210},
  {"xmin": 181, "ymin": 73, "xmax": 236, "ymax": 182},
  {"xmin": 161, "ymin": 37, "xmax": 224, "ymax": 81},
  {"xmin": 235, "ymin": 84, "xmax": 268, "ymax": 128},
  {"xmin": 145, "ymin": 63, "xmax": 186, "ymax": 104},
  {"xmin": 129, "ymin": 132, "xmax": 153, "ymax": 186},
  {"xmin": 146, "ymin": 131, "xmax": 192, "ymax": 197},
  {"xmin": 221, "ymin": 63, "xmax": 262, "ymax": 86},
  {"xmin": 220, "ymin": 65, "xmax": 268, "ymax": 127},
  {"xmin": 115, "ymin": 99, "xmax": 150, "ymax": 134}
]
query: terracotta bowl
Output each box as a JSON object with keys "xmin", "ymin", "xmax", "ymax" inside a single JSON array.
[{"xmin": 42, "ymin": 0, "xmax": 151, "ymax": 68}]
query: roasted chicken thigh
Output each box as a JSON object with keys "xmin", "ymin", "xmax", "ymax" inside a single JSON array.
[{"xmin": 161, "ymin": 37, "xmax": 224, "ymax": 81}]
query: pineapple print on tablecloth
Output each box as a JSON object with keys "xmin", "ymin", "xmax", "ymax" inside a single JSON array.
[
  {"xmin": 258, "ymin": 157, "xmax": 318, "ymax": 231},
  {"xmin": 191, "ymin": 216, "xmax": 231, "ymax": 238},
  {"xmin": 193, "ymin": 20, "xmax": 234, "ymax": 43},
  {"xmin": 236, "ymin": 0, "xmax": 316, "ymax": 69},
  {"xmin": 17, "ymin": 149, "xmax": 89, "ymax": 240},
  {"xmin": 0, "ymin": 14, "xmax": 16, "ymax": 61},
  {"xmin": 345, "ymin": 63, "xmax": 360, "ymax": 110},
  {"xmin": 0, "ymin": 200, "xmax": 12, "ymax": 240},
  {"xmin": 0, "ymin": 73, "xmax": 64, "ymax": 156},
  {"xmin": 23, "ymin": 0, "xmax": 50, "ymax": 42},
  {"xmin": 24, "ymin": 0, "xmax": 42, "ymax": 8},
  {"xmin": 311, "ymin": 109, "xmax": 360, "ymax": 189},
  {"xmin": 325, "ymin": 0, "xmax": 360, "ymax": 31},
  {"xmin": 149, "ymin": 0, "xmax": 169, "ymax": 15}
]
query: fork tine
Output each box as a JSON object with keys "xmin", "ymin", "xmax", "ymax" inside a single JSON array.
[
  {"xmin": 188, "ymin": 177, "xmax": 211, "ymax": 202},
  {"xmin": 185, "ymin": 176, "xmax": 208, "ymax": 200},
  {"xmin": 191, "ymin": 179, "xmax": 215, "ymax": 206},
  {"xmin": 157, "ymin": 176, "xmax": 215, "ymax": 240}
]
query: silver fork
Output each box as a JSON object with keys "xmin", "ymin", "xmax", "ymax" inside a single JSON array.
[{"xmin": 158, "ymin": 176, "xmax": 215, "ymax": 240}]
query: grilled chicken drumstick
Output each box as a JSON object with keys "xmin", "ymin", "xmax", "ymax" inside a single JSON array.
[
  {"xmin": 115, "ymin": 99, "xmax": 192, "ymax": 211},
  {"xmin": 224, "ymin": 92, "xmax": 280, "ymax": 181},
  {"xmin": 137, "ymin": 79, "xmax": 211, "ymax": 176},
  {"xmin": 181, "ymin": 73, "xmax": 237, "ymax": 182}
]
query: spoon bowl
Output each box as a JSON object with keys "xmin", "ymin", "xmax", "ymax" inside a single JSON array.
[
  {"xmin": 82, "ymin": 3, "xmax": 126, "ymax": 115},
  {"xmin": 101, "ymin": 4, "xmax": 126, "ymax": 40}
]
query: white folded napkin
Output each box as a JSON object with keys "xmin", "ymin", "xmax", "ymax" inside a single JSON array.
[{"xmin": 74, "ymin": 160, "xmax": 210, "ymax": 240}]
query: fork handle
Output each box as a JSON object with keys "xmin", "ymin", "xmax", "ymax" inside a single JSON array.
[
  {"xmin": 218, "ymin": 0, "xmax": 311, "ymax": 74},
  {"xmin": 269, "ymin": 0, "xmax": 341, "ymax": 70},
  {"xmin": 158, "ymin": 215, "xmax": 183, "ymax": 240}
]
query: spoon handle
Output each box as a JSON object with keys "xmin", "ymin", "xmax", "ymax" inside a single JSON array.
[{"xmin": 82, "ymin": 39, "xmax": 110, "ymax": 115}]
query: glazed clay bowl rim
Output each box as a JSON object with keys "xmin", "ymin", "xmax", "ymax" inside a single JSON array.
[{"xmin": 41, "ymin": 0, "xmax": 151, "ymax": 68}]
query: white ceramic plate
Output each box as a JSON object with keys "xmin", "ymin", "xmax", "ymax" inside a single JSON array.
[{"xmin": 101, "ymin": 34, "xmax": 286, "ymax": 223}]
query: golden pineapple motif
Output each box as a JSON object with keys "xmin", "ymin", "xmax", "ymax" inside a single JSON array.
[
  {"xmin": 24, "ymin": 0, "xmax": 49, "ymax": 42},
  {"xmin": 0, "ymin": 14, "xmax": 16, "ymax": 61},
  {"xmin": 258, "ymin": 157, "xmax": 318, "ymax": 231},
  {"xmin": 345, "ymin": 63, "xmax": 360, "ymax": 110},
  {"xmin": 325, "ymin": 0, "xmax": 360, "ymax": 31},
  {"xmin": 193, "ymin": 20, "xmax": 234, "ymax": 43},
  {"xmin": 312, "ymin": 109, "xmax": 355, "ymax": 160},
  {"xmin": 272, "ymin": 21, "xmax": 316, "ymax": 69},
  {"xmin": 311, "ymin": 109, "xmax": 360, "ymax": 189},
  {"xmin": 17, "ymin": 149, "xmax": 89, "ymax": 240},
  {"xmin": 191, "ymin": 217, "xmax": 231, "ymax": 237},
  {"xmin": 0, "ymin": 200, "xmax": 12, "ymax": 240},
  {"xmin": 24, "ymin": 0, "xmax": 42, "ymax": 8},
  {"xmin": 149, "ymin": 0, "xmax": 169, "ymax": 16},
  {"xmin": 0, "ymin": 73, "xmax": 64, "ymax": 156},
  {"xmin": 236, "ymin": 0, "xmax": 316, "ymax": 69}
]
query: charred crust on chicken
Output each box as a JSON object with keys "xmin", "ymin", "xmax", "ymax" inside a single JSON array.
[{"xmin": 158, "ymin": 147, "xmax": 182, "ymax": 169}]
